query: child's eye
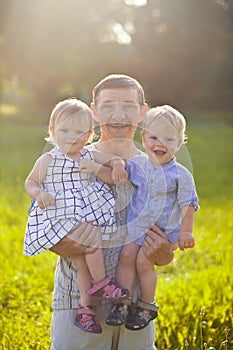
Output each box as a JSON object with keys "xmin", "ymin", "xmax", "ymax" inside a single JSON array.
[{"xmin": 167, "ymin": 138, "xmax": 176, "ymax": 142}]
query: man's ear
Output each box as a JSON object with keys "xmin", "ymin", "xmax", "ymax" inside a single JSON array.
[
  {"xmin": 139, "ymin": 103, "xmax": 148, "ymax": 122},
  {"xmin": 141, "ymin": 132, "xmax": 145, "ymax": 147},
  {"xmin": 91, "ymin": 102, "xmax": 99, "ymax": 122},
  {"xmin": 49, "ymin": 126, "xmax": 54, "ymax": 135}
]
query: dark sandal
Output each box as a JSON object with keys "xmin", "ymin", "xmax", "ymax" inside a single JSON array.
[
  {"xmin": 106, "ymin": 302, "xmax": 129, "ymax": 326},
  {"xmin": 125, "ymin": 300, "xmax": 159, "ymax": 331},
  {"xmin": 74, "ymin": 305, "xmax": 102, "ymax": 334},
  {"xmin": 86, "ymin": 276, "xmax": 129, "ymax": 300}
]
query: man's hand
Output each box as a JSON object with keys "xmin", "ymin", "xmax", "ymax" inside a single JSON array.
[
  {"xmin": 142, "ymin": 223, "xmax": 174, "ymax": 266},
  {"xmin": 49, "ymin": 222, "xmax": 101, "ymax": 257}
]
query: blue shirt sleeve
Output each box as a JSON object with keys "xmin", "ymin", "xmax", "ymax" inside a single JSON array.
[{"xmin": 177, "ymin": 166, "xmax": 199, "ymax": 211}]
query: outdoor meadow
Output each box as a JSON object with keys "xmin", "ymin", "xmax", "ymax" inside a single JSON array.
[
  {"xmin": 0, "ymin": 113, "xmax": 232, "ymax": 349},
  {"xmin": 1, "ymin": 0, "xmax": 233, "ymax": 349}
]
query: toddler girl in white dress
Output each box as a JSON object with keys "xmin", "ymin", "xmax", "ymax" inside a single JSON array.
[{"xmin": 24, "ymin": 98, "xmax": 128, "ymax": 334}]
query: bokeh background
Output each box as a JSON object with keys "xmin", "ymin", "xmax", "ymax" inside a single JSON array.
[{"xmin": 0, "ymin": 0, "xmax": 233, "ymax": 120}]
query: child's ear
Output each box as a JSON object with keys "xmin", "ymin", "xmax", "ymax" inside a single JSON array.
[
  {"xmin": 176, "ymin": 143, "xmax": 182, "ymax": 152},
  {"xmin": 88, "ymin": 130, "xmax": 94, "ymax": 140}
]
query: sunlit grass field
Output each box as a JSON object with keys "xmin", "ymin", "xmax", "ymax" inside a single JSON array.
[{"xmin": 0, "ymin": 117, "xmax": 232, "ymax": 349}]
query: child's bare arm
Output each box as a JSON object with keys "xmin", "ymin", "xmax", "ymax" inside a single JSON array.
[
  {"xmin": 79, "ymin": 158, "xmax": 115, "ymax": 184},
  {"xmin": 25, "ymin": 153, "xmax": 55, "ymax": 209},
  {"xmin": 178, "ymin": 206, "xmax": 195, "ymax": 250},
  {"xmin": 79, "ymin": 150, "xmax": 128, "ymax": 184},
  {"xmin": 109, "ymin": 158, "xmax": 128, "ymax": 184}
]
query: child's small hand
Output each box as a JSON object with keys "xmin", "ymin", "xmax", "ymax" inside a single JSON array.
[
  {"xmin": 79, "ymin": 159, "xmax": 96, "ymax": 173},
  {"xmin": 36, "ymin": 191, "xmax": 55, "ymax": 209},
  {"xmin": 112, "ymin": 167, "xmax": 128, "ymax": 184},
  {"xmin": 178, "ymin": 232, "xmax": 195, "ymax": 251}
]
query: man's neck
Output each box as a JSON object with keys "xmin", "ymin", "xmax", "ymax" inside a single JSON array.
[{"xmin": 95, "ymin": 138, "xmax": 140, "ymax": 160}]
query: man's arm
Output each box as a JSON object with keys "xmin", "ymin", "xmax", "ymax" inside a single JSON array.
[
  {"xmin": 142, "ymin": 224, "xmax": 174, "ymax": 266},
  {"xmin": 49, "ymin": 222, "xmax": 101, "ymax": 257}
]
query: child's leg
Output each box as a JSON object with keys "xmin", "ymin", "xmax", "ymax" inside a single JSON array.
[
  {"xmin": 116, "ymin": 242, "xmax": 140, "ymax": 295},
  {"xmin": 123, "ymin": 247, "xmax": 158, "ymax": 331},
  {"xmin": 71, "ymin": 254, "xmax": 102, "ymax": 334},
  {"xmin": 72, "ymin": 254, "xmax": 92, "ymax": 307},
  {"xmin": 136, "ymin": 247, "xmax": 157, "ymax": 303},
  {"xmin": 85, "ymin": 248, "xmax": 106, "ymax": 282},
  {"xmin": 84, "ymin": 248, "xmax": 129, "ymax": 300},
  {"xmin": 106, "ymin": 242, "xmax": 140, "ymax": 326}
]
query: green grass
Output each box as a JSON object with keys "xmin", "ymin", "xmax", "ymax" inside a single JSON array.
[{"xmin": 0, "ymin": 117, "xmax": 232, "ymax": 349}]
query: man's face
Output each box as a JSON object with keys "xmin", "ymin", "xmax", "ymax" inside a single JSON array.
[{"xmin": 92, "ymin": 88, "xmax": 147, "ymax": 141}]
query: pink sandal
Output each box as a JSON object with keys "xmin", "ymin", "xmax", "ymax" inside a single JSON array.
[
  {"xmin": 74, "ymin": 305, "xmax": 102, "ymax": 334},
  {"xmin": 86, "ymin": 276, "xmax": 129, "ymax": 300}
]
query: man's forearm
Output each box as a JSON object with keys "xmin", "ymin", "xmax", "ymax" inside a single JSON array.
[
  {"xmin": 49, "ymin": 236, "xmax": 86, "ymax": 257},
  {"xmin": 49, "ymin": 223, "xmax": 100, "ymax": 257}
]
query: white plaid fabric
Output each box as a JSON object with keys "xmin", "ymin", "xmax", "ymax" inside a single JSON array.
[
  {"xmin": 24, "ymin": 147, "xmax": 116, "ymax": 256},
  {"xmin": 52, "ymin": 145, "xmax": 144, "ymax": 310}
]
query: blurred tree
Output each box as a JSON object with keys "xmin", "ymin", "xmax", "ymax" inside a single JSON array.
[
  {"xmin": 0, "ymin": 0, "xmax": 232, "ymax": 116},
  {"xmin": 125, "ymin": 0, "xmax": 233, "ymax": 109},
  {"xmin": 0, "ymin": 0, "xmax": 14, "ymax": 105}
]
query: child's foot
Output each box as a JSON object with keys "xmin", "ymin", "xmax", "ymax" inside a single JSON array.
[
  {"xmin": 106, "ymin": 303, "xmax": 129, "ymax": 326},
  {"xmin": 86, "ymin": 276, "xmax": 129, "ymax": 300},
  {"xmin": 125, "ymin": 300, "xmax": 159, "ymax": 331},
  {"xmin": 74, "ymin": 305, "xmax": 102, "ymax": 334}
]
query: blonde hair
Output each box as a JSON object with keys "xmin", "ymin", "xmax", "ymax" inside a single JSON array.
[
  {"xmin": 45, "ymin": 98, "xmax": 94, "ymax": 145},
  {"xmin": 141, "ymin": 105, "xmax": 187, "ymax": 147}
]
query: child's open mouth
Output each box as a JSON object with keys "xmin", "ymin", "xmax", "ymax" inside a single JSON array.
[{"xmin": 154, "ymin": 150, "xmax": 166, "ymax": 156}]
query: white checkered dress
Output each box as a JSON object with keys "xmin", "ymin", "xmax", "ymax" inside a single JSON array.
[{"xmin": 24, "ymin": 147, "xmax": 116, "ymax": 256}]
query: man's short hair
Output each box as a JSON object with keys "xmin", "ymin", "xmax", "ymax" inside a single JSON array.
[{"xmin": 92, "ymin": 74, "xmax": 145, "ymax": 105}]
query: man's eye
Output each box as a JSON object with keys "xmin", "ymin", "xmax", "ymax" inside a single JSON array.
[
  {"xmin": 123, "ymin": 104, "xmax": 139, "ymax": 112},
  {"xmin": 102, "ymin": 104, "xmax": 113, "ymax": 110},
  {"xmin": 124, "ymin": 104, "xmax": 135, "ymax": 110}
]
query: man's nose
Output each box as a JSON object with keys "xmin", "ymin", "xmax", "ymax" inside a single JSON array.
[{"xmin": 111, "ymin": 105, "xmax": 127, "ymax": 121}]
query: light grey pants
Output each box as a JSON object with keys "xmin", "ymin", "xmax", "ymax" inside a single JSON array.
[{"xmin": 51, "ymin": 304, "xmax": 156, "ymax": 350}]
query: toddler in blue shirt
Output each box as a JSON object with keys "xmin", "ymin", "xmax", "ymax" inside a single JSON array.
[{"xmin": 106, "ymin": 105, "xmax": 199, "ymax": 331}]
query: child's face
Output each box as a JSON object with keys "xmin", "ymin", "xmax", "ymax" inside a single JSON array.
[
  {"xmin": 142, "ymin": 120, "xmax": 180, "ymax": 165},
  {"xmin": 53, "ymin": 116, "xmax": 91, "ymax": 158}
]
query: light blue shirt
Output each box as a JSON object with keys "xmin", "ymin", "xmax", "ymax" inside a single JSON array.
[{"xmin": 126, "ymin": 155, "xmax": 199, "ymax": 245}]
